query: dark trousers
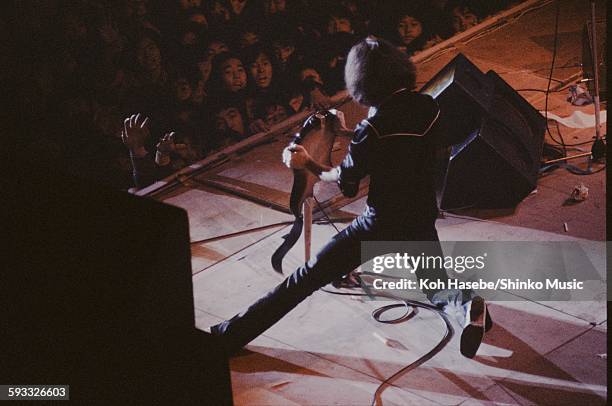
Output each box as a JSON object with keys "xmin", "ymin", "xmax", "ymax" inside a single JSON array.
[{"xmin": 211, "ymin": 213, "xmax": 464, "ymax": 350}]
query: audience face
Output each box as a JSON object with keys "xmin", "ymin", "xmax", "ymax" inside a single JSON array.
[
  {"xmin": 123, "ymin": 0, "xmax": 148, "ymax": 18},
  {"xmin": 197, "ymin": 41, "xmax": 228, "ymax": 84},
  {"xmin": 174, "ymin": 77, "xmax": 192, "ymax": 101},
  {"xmin": 197, "ymin": 58, "xmax": 213, "ymax": 83},
  {"xmin": 200, "ymin": 40, "xmax": 229, "ymax": 82},
  {"xmin": 191, "ymin": 79, "xmax": 206, "ymax": 104},
  {"xmin": 249, "ymin": 53, "xmax": 273, "ymax": 89},
  {"xmin": 240, "ymin": 30, "xmax": 259, "ymax": 47},
  {"xmin": 264, "ymin": 0, "xmax": 286, "ymax": 15},
  {"xmin": 221, "ymin": 58, "xmax": 247, "ymax": 92},
  {"xmin": 327, "ymin": 16, "xmax": 353, "ymax": 35},
  {"xmin": 181, "ymin": 30, "xmax": 198, "ymax": 46},
  {"xmin": 137, "ymin": 37, "xmax": 162, "ymax": 71},
  {"xmin": 216, "ymin": 107, "xmax": 245, "ymax": 135},
  {"xmin": 230, "ymin": 0, "xmax": 248, "ymax": 15},
  {"xmin": 135, "ymin": 0, "xmax": 149, "ymax": 17},
  {"xmin": 63, "ymin": 14, "xmax": 87, "ymax": 42},
  {"xmin": 211, "ymin": 1, "xmax": 231, "ymax": 22},
  {"xmin": 207, "ymin": 41, "xmax": 230, "ymax": 58},
  {"xmin": 189, "ymin": 13, "xmax": 208, "ymax": 28},
  {"xmin": 179, "ymin": 0, "xmax": 202, "ymax": 10},
  {"xmin": 452, "ymin": 6, "xmax": 478, "ymax": 32},
  {"xmin": 397, "ymin": 15, "xmax": 423, "ymax": 46},
  {"xmin": 273, "ymin": 43, "xmax": 295, "ymax": 65}
]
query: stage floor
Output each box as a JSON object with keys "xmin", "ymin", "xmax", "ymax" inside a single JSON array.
[
  {"xmin": 192, "ymin": 218, "xmax": 606, "ymax": 405},
  {"xmin": 148, "ymin": 0, "xmax": 607, "ymax": 404}
]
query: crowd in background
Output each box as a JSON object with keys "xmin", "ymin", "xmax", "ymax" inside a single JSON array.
[{"xmin": 9, "ymin": 0, "xmax": 523, "ymax": 189}]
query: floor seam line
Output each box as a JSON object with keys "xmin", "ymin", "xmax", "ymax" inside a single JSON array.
[{"xmin": 191, "ymin": 224, "xmax": 291, "ymax": 277}]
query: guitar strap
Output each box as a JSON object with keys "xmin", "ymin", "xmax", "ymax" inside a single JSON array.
[{"xmin": 271, "ymin": 110, "xmax": 338, "ymax": 273}]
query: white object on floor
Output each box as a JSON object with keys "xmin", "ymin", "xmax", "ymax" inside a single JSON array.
[{"xmin": 541, "ymin": 110, "xmax": 607, "ymax": 128}]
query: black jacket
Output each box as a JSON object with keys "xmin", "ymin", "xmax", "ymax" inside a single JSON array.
[{"xmin": 338, "ymin": 89, "xmax": 441, "ymax": 227}]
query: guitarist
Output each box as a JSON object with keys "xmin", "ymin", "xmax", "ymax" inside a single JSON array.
[{"xmin": 211, "ymin": 37, "xmax": 492, "ymax": 358}]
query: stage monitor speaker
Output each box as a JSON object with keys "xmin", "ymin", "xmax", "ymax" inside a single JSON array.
[
  {"xmin": 5, "ymin": 163, "xmax": 233, "ymax": 405},
  {"xmin": 438, "ymin": 71, "xmax": 546, "ymax": 210},
  {"xmin": 420, "ymin": 53, "xmax": 494, "ymax": 145},
  {"xmin": 582, "ymin": 18, "xmax": 607, "ymax": 100}
]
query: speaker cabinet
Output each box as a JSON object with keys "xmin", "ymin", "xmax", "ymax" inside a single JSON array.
[
  {"xmin": 438, "ymin": 71, "xmax": 546, "ymax": 210},
  {"xmin": 5, "ymin": 164, "xmax": 233, "ymax": 404},
  {"xmin": 420, "ymin": 53, "xmax": 494, "ymax": 146}
]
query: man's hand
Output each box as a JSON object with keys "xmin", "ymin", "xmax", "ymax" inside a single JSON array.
[
  {"xmin": 282, "ymin": 144, "xmax": 311, "ymax": 170},
  {"xmin": 156, "ymin": 132, "xmax": 188, "ymax": 154},
  {"xmin": 155, "ymin": 132, "xmax": 190, "ymax": 165},
  {"xmin": 122, "ymin": 113, "xmax": 150, "ymax": 157}
]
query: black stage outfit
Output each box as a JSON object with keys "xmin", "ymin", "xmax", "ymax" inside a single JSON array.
[{"xmin": 212, "ymin": 89, "xmax": 471, "ymax": 351}]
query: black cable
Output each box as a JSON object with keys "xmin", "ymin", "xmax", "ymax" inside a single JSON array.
[
  {"xmin": 552, "ymin": 122, "xmax": 603, "ymax": 147},
  {"xmin": 541, "ymin": 143, "xmax": 568, "ymax": 166},
  {"xmin": 564, "ymin": 162, "xmax": 606, "ymax": 175},
  {"xmin": 370, "ymin": 299, "xmax": 454, "ymax": 406},
  {"xmin": 540, "ymin": 124, "xmax": 606, "ymax": 176},
  {"xmin": 539, "ymin": 161, "xmax": 606, "ymax": 175},
  {"xmin": 191, "ymin": 225, "xmax": 289, "ymax": 277},
  {"xmin": 515, "ymin": 87, "xmax": 566, "ymax": 93},
  {"xmin": 371, "ymin": 302, "xmax": 416, "ymax": 324},
  {"xmin": 189, "ymin": 221, "xmax": 294, "ymax": 245},
  {"xmin": 541, "ymin": 0, "xmax": 604, "ymax": 162},
  {"xmin": 312, "ymin": 195, "xmax": 342, "ymax": 233},
  {"xmin": 315, "ymin": 217, "xmax": 355, "ymax": 224},
  {"xmin": 320, "ymin": 288, "xmax": 370, "ymax": 296},
  {"xmin": 544, "ymin": 0, "xmax": 567, "ymax": 154},
  {"xmin": 320, "ymin": 276, "xmax": 454, "ymax": 406}
]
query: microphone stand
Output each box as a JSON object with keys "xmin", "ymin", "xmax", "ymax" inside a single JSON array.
[{"xmin": 587, "ymin": 0, "xmax": 605, "ymax": 168}]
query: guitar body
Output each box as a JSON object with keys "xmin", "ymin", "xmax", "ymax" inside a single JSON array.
[{"xmin": 272, "ymin": 111, "xmax": 340, "ymax": 273}]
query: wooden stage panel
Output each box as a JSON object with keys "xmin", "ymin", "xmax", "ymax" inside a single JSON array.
[{"xmin": 162, "ymin": 184, "xmax": 293, "ymax": 242}]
